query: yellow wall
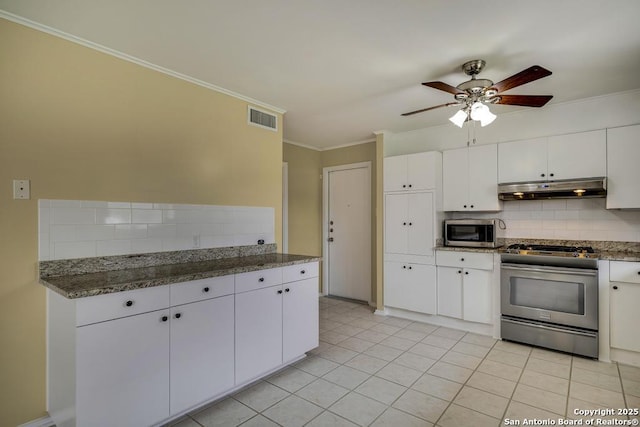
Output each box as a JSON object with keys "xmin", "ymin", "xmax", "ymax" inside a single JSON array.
[
  {"xmin": 283, "ymin": 142, "xmax": 378, "ymax": 301},
  {"xmin": 0, "ymin": 18, "xmax": 283, "ymax": 426}
]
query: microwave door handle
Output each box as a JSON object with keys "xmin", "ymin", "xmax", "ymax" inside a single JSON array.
[{"xmin": 501, "ymin": 263, "xmax": 598, "ymax": 277}]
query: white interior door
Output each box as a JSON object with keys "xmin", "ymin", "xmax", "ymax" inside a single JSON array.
[{"xmin": 325, "ymin": 164, "xmax": 371, "ymax": 302}]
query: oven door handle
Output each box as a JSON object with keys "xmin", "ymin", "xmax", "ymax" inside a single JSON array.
[
  {"xmin": 501, "ymin": 263, "xmax": 598, "ymax": 277},
  {"xmin": 502, "ymin": 317, "xmax": 598, "ymax": 338}
]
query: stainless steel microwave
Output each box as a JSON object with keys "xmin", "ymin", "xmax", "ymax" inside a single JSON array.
[{"xmin": 444, "ymin": 219, "xmax": 501, "ymax": 248}]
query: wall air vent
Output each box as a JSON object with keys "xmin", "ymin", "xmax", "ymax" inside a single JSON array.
[{"xmin": 248, "ymin": 106, "xmax": 277, "ymax": 131}]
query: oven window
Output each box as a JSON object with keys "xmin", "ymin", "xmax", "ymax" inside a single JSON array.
[{"xmin": 509, "ymin": 278, "xmax": 585, "ymax": 315}]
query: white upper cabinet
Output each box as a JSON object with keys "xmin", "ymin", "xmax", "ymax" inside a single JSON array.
[
  {"xmin": 606, "ymin": 124, "xmax": 640, "ymax": 209},
  {"xmin": 547, "ymin": 130, "xmax": 606, "ymax": 180},
  {"xmin": 498, "ymin": 137, "xmax": 547, "ymax": 183},
  {"xmin": 498, "ymin": 130, "xmax": 606, "ymax": 183},
  {"xmin": 384, "ymin": 192, "xmax": 434, "ymax": 258},
  {"xmin": 443, "ymin": 144, "xmax": 501, "ymax": 211},
  {"xmin": 384, "ymin": 151, "xmax": 440, "ymax": 192}
]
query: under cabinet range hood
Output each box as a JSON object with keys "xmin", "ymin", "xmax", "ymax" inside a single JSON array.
[{"xmin": 498, "ymin": 177, "xmax": 606, "ymax": 201}]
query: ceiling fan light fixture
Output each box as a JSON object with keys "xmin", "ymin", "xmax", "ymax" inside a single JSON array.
[
  {"xmin": 449, "ymin": 109, "xmax": 468, "ymax": 128},
  {"xmin": 470, "ymin": 101, "xmax": 496, "ymax": 126}
]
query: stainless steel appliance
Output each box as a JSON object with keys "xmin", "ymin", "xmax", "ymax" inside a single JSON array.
[
  {"xmin": 444, "ymin": 219, "xmax": 501, "ymax": 248},
  {"xmin": 498, "ymin": 177, "xmax": 606, "ymax": 201},
  {"xmin": 500, "ymin": 244, "xmax": 599, "ymax": 358}
]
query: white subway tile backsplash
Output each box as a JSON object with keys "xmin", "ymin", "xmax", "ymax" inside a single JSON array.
[
  {"xmin": 39, "ymin": 199, "xmax": 276, "ymax": 260},
  {"xmin": 96, "ymin": 209, "xmax": 131, "ymax": 225},
  {"xmin": 132, "ymin": 209, "xmax": 162, "ymax": 224}
]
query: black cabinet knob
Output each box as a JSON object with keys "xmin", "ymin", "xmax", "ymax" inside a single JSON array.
[
  {"xmin": 277, "ymin": 290, "xmax": 283, "ymax": 294},
  {"xmin": 637, "ymin": 271, "xmax": 640, "ymax": 275},
  {"xmin": 408, "ymin": 184, "xmax": 412, "ymax": 188},
  {"xmin": 301, "ymin": 270, "xmax": 306, "ymax": 274},
  {"xmin": 285, "ymin": 288, "xmax": 290, "ymax": 292},
  {"xmin": 408, "ymin": 266, "xmax": 412, "ymax": 270},
  {"xmin": 161, "ymin": 316, "xmax": 168, "ymax": 322},
  {"xmin": 203, "ymin": 287, "xmax": 210, "ymax": 293},
  {"xmin": 613, "ymin": 285, "xmax": 619, "ymax": 290},
  {"xmin": 402, "ymin": 265, "xmax": 407, "ymax": 269},
  {"xmin": 457, "ymin": 270, "xmax": 462, "ymax": 274},
  {"xmin": 461, "ymin": 258, "xmax": 465, "ymax": 261},
  {"xmin": 550, "ymin": 173, "xmax": 555, "ymax": 177},
  {"xmin": 409, "ymin": 222, "xmax": 413, "ymax": 226},
  {"xmin": 125, "ymin": 300, "xmax": 134, "ymax": 307},
  {"xmin": 470, "ymin": 205, "xmax": 474, "ymax": 208},
  {"xmin": 174, "ymin": 313, "xmax": 181, "ymax": 319},
  {"xmin": 403, "ymin": 222, "xmax": 407, "ymax": 226},
  {"xmin": 259, "ymin": 277, "xmax": 265, "ymax": 282},
  {"xmin": 465, "ymin": 271, "xmax": 469, "ymax": 275},
  {"xmin": 402, "ymin": 184, "xmax": 406, "ymax": 188},
  {"xmin": 541, "ymin": 173, "xmax": 545, "ymax": 177},
  {"xmin": 463, "ymin": 205, "xmax": 467, "ymax": 208}
]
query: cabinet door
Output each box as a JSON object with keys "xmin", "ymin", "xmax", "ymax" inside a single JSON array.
[
  {"xmin": 283, "ymin": 278, "xmax": 319, "ymax": 362},
  {"xmin": 610, "ymin": 282, "xmax": 640, "ymax": 352},
  {"xmin": 443, "ymin": 148, "xmax": 469, "ymax": 211},
  {"xmin": 76, "ymin": 310, "xmax": 170, "ymax": 427},
  {"xmin": 385, "ymin": 262, "xmax": 436, "ymax": 314},
  {"xmin": 547, "ymin": 130, "xmax": 606, "ymax": 180},
  {"xmin": 498, "ymin": 137, "xmax": 547, "ymax": 183},
  {"xmin": 235, "ymin": 285, "xmax": 283, "ymax": 384},
  {"xmin": 468, "ymin": 144, "xmax": 501, "ymax": 211},
  {"xmin": 437, "ymin": 267, "xmax": 463, "ymax": 319},
  {"xmin": 606, "ymin": 125, "xmax": 640, "ymax": 209},
  {"xmin": 462, "ymin": 269, "xmax": 492, "ymax": 324},
  {"xmin": 407, "ymin": 152, "xmax": 438, "ymax": 190},
  {"xmin": 384, "ymin": 155, "xmax": 407, "ymax": 192},
  {"xmin": 384, "ymin": 193, "xmax": 408, "ymax": 254},
  {"xmin": 170, "ymin": 295, "xmax": 234, "ymax": 415},
  {"xmin": 407, "ymin": 192, "xmax": 434, "ymax": 257}
]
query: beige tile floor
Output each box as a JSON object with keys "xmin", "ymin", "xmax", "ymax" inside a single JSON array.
[{"xmin": 168, "ymin": 296, "xmax": 640, "ymax": 427}]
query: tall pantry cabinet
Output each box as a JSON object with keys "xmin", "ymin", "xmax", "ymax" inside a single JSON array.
[{"xmin": 383, "ymin": 151, "xmax": 442, "ymax": 314}]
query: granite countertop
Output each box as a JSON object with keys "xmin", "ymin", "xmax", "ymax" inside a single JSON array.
[
  {"xmin": 40, "ymin": 245, "xmax": 321, "ymax": 299},
  {"xmin": 435, "ymin": 239, "xmax": 640, "ymax": 262}
]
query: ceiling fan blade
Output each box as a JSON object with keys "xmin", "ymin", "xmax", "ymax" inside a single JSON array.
[
  {"xmin": 401, "ymin": 102, "xmax": 461, "ymax": 116},
  {"xmin": 494, "ymin": 94, "xmax": 553, "ymax": 107},
  {"xmin": 422, "ymin": 81, "xmax": 464, "ymax": 95},
  {"xmin": 491, "ymin": 65, "xmax": 552, "ymax": 93}
]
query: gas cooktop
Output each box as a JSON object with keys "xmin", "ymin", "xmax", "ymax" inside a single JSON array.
[{"xmin": 504, "ymin": 243, "xmax": 598, "ymax": 258}]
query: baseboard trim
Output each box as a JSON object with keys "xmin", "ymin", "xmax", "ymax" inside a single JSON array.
[{"xmin": 18, "ymin": 415, "xmax": 54, "ymax": 427}]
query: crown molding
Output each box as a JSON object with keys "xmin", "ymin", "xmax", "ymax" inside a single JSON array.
[
  {"xmin": 0, "ymin": 11, "xmax": 286, "ymax": 115},
  {"xmin": 282, "ymin": 139, "xmax": 322, "ymax": 151}
]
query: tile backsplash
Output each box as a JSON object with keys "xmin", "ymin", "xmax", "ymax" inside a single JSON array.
[
  {"xmin": 39, "ymin": 200, "xmax": 275, "ymax": 261},
  {"xmin": 452, "ymin": 198, "xmax": 640, "ymax": 242}
]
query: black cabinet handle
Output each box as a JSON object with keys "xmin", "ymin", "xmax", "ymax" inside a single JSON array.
[
  {"xmin": 301, "ymin": 270, "xmax": 306, "ymax": 274},
  {"xmin": 285, "ymin": 288, "xmax": 290, "ymax": 292},
  {"xmin": 408, "ymin": 184, "xmax": 412, "ymax": 188},
  {"xmin": 541, "ymin": 173, "xmax": 545, "ymax": 177},
  {"xmin": 125, "ymin": 300, "xmax": 134, "ymax": 307},
  {"xmin": 403, "ymin": 222, "xmax": 407, "ymax": 225},
  {"xmin": 637, "ymin": 271, "xmax": 640, "ymax": 275},
  {"xmin": 408, "ymin": 266, "xmax": 412, "ymax": 270},
  {"xmin": 463, "ymin": 205, "xmax": 467, "ymax": 208},
  {"xmin": 402, "ymin": 265, "xmax": 407, "ymax": 269},
  {"xmin": 259, "ymin": 277, "xmax": 265, "ymax": 282},
  {"xmin": 550, "ymin": 173, "xmax": 555, "ymax": 177},
  {"xmin": 161, "ymin": 316, "xmax": 168, "ymax": 322},
  {"xmin": 174, "ymin": 313, "xmax": 181, "ymax": 319},
  {"xmin": 465, "ymin": 271, "xmax": 469, "ymax": 275},
  {"xmin": 457, "ymin": 270, "xmax": 462, "ymax": 274},
  {"xmin": 470, "ymin": 205, "xmax": 474, "ymax": 208},
  {"xmin": 402, "ymin": 184, "xmax": 406, "ymax": 188},
  {"xmin": 203, "ymin": 287, "xmax": 210, "ymax": 293},
  {"xmin": 277, "ymin": 289, "xmax": 283, "ymax": 294},
  {"xmin": 409, "ymin": 222, "xmax": 413, "ymax": 226},
  {"xmin": 461, "ymin": 258, "xmax": 465, "ymax": 261},
  {"xmin": 613, "ymin": 285, "xmax": 618, "ymax": 290}
]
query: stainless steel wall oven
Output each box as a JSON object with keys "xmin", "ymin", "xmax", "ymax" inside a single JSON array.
[{"xmin": 500, "ymin": 245, "xmax": 599, "ymax": 358}]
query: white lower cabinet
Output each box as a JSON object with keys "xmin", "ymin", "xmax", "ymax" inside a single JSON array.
[
  {"xmin": 48, "ymin": 262, "xmax": 319, "ymax": 427},
  {"xmin": 170, "ymin": 295, "xmax": 235, "ymax": 415},
  {"xmin": 235, "ymin": 284, "xmax": 284, "ymax": 384},
  {"xmin": 610, "ymin": 261, "xmax": 640, "ymax": 353},
  {"xmin": 436, "ymin": 251, "xmax": 494, "ymax": 324},
  {"xmin": 76, "ymin": 309, "xmax": 170, "ymax": 427},
  {"xmin": 384, "ymin": 261, "xmax": 436, "ymax": 314}
]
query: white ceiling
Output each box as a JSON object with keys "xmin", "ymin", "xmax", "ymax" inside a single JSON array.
[{"xmin": 2, "ymin": 0, "xmax": 640, "ymax": 150}]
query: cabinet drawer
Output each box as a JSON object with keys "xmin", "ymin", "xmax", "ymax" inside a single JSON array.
[
  {"xmin": 610, "ymin": 261, "xmax": 640, "ymax": 284},
  {"xmin": 76, "ymin": 286, "xmax": 171, "ymax": 326},
  {"xmin": 283, "ymin": 262, "xmax": 319, "ymax": 283},
  {"xmin": 436, "ymin": 251, "xmax": 494, "ymax": 270},
  {"xmin": 235, "ymin": 267, "xmax": 282, "ymax": 293},
  {"xmin": 171, "ymin": 275, "xmax": 234, "ymax": 306}
]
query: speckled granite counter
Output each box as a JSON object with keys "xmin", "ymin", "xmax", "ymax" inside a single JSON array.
[
  {"xmin": 435, "ymin": 239, "xmax": 640, "ymax": 261},
  {"xmin": 40, "ymin": 244, "xmax": 321, "ymax": 299}
]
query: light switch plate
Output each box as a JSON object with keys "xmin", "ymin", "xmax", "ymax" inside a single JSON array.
[{"xmin": 13, "ymin": 179, "xmax": 30, "ymax": 199}]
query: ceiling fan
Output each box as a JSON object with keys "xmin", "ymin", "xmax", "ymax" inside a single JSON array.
[{"xmin": 402, "ymin": 60, "xmax": 553, "ymax": 127}]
